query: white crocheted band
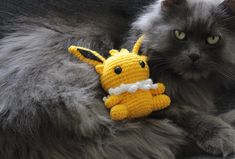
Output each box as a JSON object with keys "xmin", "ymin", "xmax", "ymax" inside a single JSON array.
[{"xmin": 108, "ymin": 79, "xmax": 158, "ymax": 95}]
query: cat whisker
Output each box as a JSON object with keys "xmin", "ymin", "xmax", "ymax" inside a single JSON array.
[{"xmin": 214, "ymin": 64, "xmax": 235, "ymax": 81}]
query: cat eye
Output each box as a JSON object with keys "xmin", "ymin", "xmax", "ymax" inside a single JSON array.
[
  {"xmin": 114, "ymin": 66, "xmax": 122, "ymax": 74},
  {"xmin": 173, "ymin": 30, "xmax": 187, "ymax": 41},
  {"xmin": 139, "ymin": 61, "xmax": 146, "ymax": 68},
  {"xmin": 206, "ymin": 35, "xmax": 221, "ymax": 45}
]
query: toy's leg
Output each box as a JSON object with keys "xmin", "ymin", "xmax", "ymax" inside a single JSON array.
[
  {"xmin": 152, "ymin": 95, "xmax": 171, "ymax": 111},
  {"xmin": 110, "ymin": 104, "xmax": 128, "ymax": 121}
]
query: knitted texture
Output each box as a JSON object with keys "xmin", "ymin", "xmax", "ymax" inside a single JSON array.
[{"xmin": 68, "ymin": 36, "xmax": 171, "ymax": 121}]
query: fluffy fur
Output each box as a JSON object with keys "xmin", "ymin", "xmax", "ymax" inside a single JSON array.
[
  {"xmin": 0, "ymin": 0, "xmax": 235, "ymax": 159},
  {"xmin": 125, "ymin": 0, "xmax": 235, "ymax": 157},
  {"xmin": 0, "ymin": 1, "xmax": 191, "ymax": 159}
]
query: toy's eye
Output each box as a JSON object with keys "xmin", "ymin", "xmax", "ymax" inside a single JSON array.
[
  {"xmin": 139, "ymin": 61, "xmax": 146, "ymax": 68},
  {"xmin": 114, "ymin": 66, "xmax": 122, "ymax": 74}
]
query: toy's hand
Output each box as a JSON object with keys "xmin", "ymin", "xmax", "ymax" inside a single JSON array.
[
  {"xmin": 104, "ymin": 95, "xmax": 121, "ymax": 109},
  {"xmin": 151, "ymin": 83, "xmax": 166, "ymax": 95}
]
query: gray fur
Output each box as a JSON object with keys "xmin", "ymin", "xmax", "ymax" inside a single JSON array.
[
  {"xmin": 0, "ymin": 4, "xmax": 189, "ymax": 159},
  {"xmin": 125, "ymin": 0, "xmax": 235, "ymax": 157},
  {"xmin": 0, "ymin": 0, "xmax": 235, "ymax": 158}
]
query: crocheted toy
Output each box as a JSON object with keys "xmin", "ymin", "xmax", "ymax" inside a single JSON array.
[{"xmin": 68, "ymin": 36, "xmax": 171, "ymax": 121}]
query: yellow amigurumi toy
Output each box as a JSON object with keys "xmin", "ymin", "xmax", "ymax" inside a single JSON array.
[{"xmin": 68, "ymin": 36, "xmax": 171, "ymax": 121}]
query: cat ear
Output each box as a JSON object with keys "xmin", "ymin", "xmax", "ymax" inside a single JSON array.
[
  {"xmin": 68, "ymin": 46, "xmax": 106, "ymax": 67},
  {"xmin": 221, "ymin": 0, "xmax": 235, "ymax": 16},
  {"xmin": 161, "ymin": 0, "xmax": 185, "ymax": 11}
]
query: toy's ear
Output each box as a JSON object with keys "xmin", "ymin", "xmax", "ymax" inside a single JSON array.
[
  {"xmin": 95, "ymin": 65, "xmax": 104, "ymax": 75},
  {"xmin": 68, "ymin": 46, "xmax": 106, "ymax": 67},
  {"xmin": 132, "ymin": 35, "xmax": 144, "ymax": 55}
]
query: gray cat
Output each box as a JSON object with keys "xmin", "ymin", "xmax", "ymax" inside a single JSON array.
[
  {"xmin": 125, "ymin": 0, "xmax": 235, "ymax": 157},
  {"xmin": 0, "ymin": 0, "xmax": 234, "ymax": 159},
  {"xmin": 0, "ymin": 1, "xmax": 188, "ymax": 159}
]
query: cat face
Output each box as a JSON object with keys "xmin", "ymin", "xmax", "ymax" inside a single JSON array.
[{"xmin": 134, "ymin": 0, "xmax": 235, "ymax": 80}]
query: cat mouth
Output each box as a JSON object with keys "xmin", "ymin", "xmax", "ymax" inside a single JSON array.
[
  {"xmin": 186, "ymin": 64, "xmax": 202, "ymax": 72},
  {"xmin": 176, "ymin": 67, "xmax": 210, "ymax": 80},
  {"xmin": 173, "ymin": 63, "xmax": 210, "ymax": 80}
]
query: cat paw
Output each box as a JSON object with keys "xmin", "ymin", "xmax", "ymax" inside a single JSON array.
[{"xmin": 196, "ymin": 127, "xmax": 235, "ymax": 157}]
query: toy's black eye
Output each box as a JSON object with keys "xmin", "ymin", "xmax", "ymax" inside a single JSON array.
[
  {"xmin": 139, "ymin": 61, "xmax": 145, "ymax": 68},
  {"xmin": 114, "ymin": 66, "xmax": 122, "ymax": 74}
]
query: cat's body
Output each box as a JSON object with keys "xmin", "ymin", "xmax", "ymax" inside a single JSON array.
[
  {"xmin": 0, "ymin": 0, "xmax": 235, "ymax": 159},
  {"xmin": 0, "ymin": 1, "xmax": 189, "ymax": 159},
  {"xmin": 125, "ymin": 0, "xmax": 235, "ymax": 156}
]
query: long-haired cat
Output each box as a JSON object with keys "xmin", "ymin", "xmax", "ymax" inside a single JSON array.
[
  {"xmin": 0, "ymin": 0, "xmax": 234, "ymax": 159},
  {"xmin": 125, "ymin": 0, "xmax": 235, "ymax": 157},
  {"xmin": 0, "ymin": 1, "xmax": 188, "ymax": 159}
]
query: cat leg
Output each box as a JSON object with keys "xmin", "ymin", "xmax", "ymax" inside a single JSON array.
[
  {"xmin": 215, "ymin": 91, "xmax": 235, "ymax": 127},
  {"xmin": 155, "ymin": 106, "xmax": 235, "ymax": 157},
  {"xmin": 219, "ymin": 110, "xmax": 235, "ymax": 128},
  {"xmin": 183, "ymin": 155, "xmax": 235, "ymax": 159}
]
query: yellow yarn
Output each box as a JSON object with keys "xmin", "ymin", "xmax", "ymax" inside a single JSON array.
[
  {"xmin": 68, "ymin": 46, "xmax": 105, "ymax": 66},
  {"xmin": 132, "ymin": 35, "xmax": 145, "ymax": 54},
  {"xmin": 68, "ymin": 36, "xmax": 171, "ymax": 121}
]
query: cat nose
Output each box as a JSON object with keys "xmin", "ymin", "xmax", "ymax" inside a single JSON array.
[{"xmin": 188, "ymin": 54, "xmax": 200, "ymax": 62}]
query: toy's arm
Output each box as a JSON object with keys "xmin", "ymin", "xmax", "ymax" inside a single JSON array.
[
  {"xmin": 151, "ymin": 83, "xmax": 166, "ymax": 95},
  {"xmin": 104, "ymin": 95, "xmax": 122, "ymax": 109}
]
